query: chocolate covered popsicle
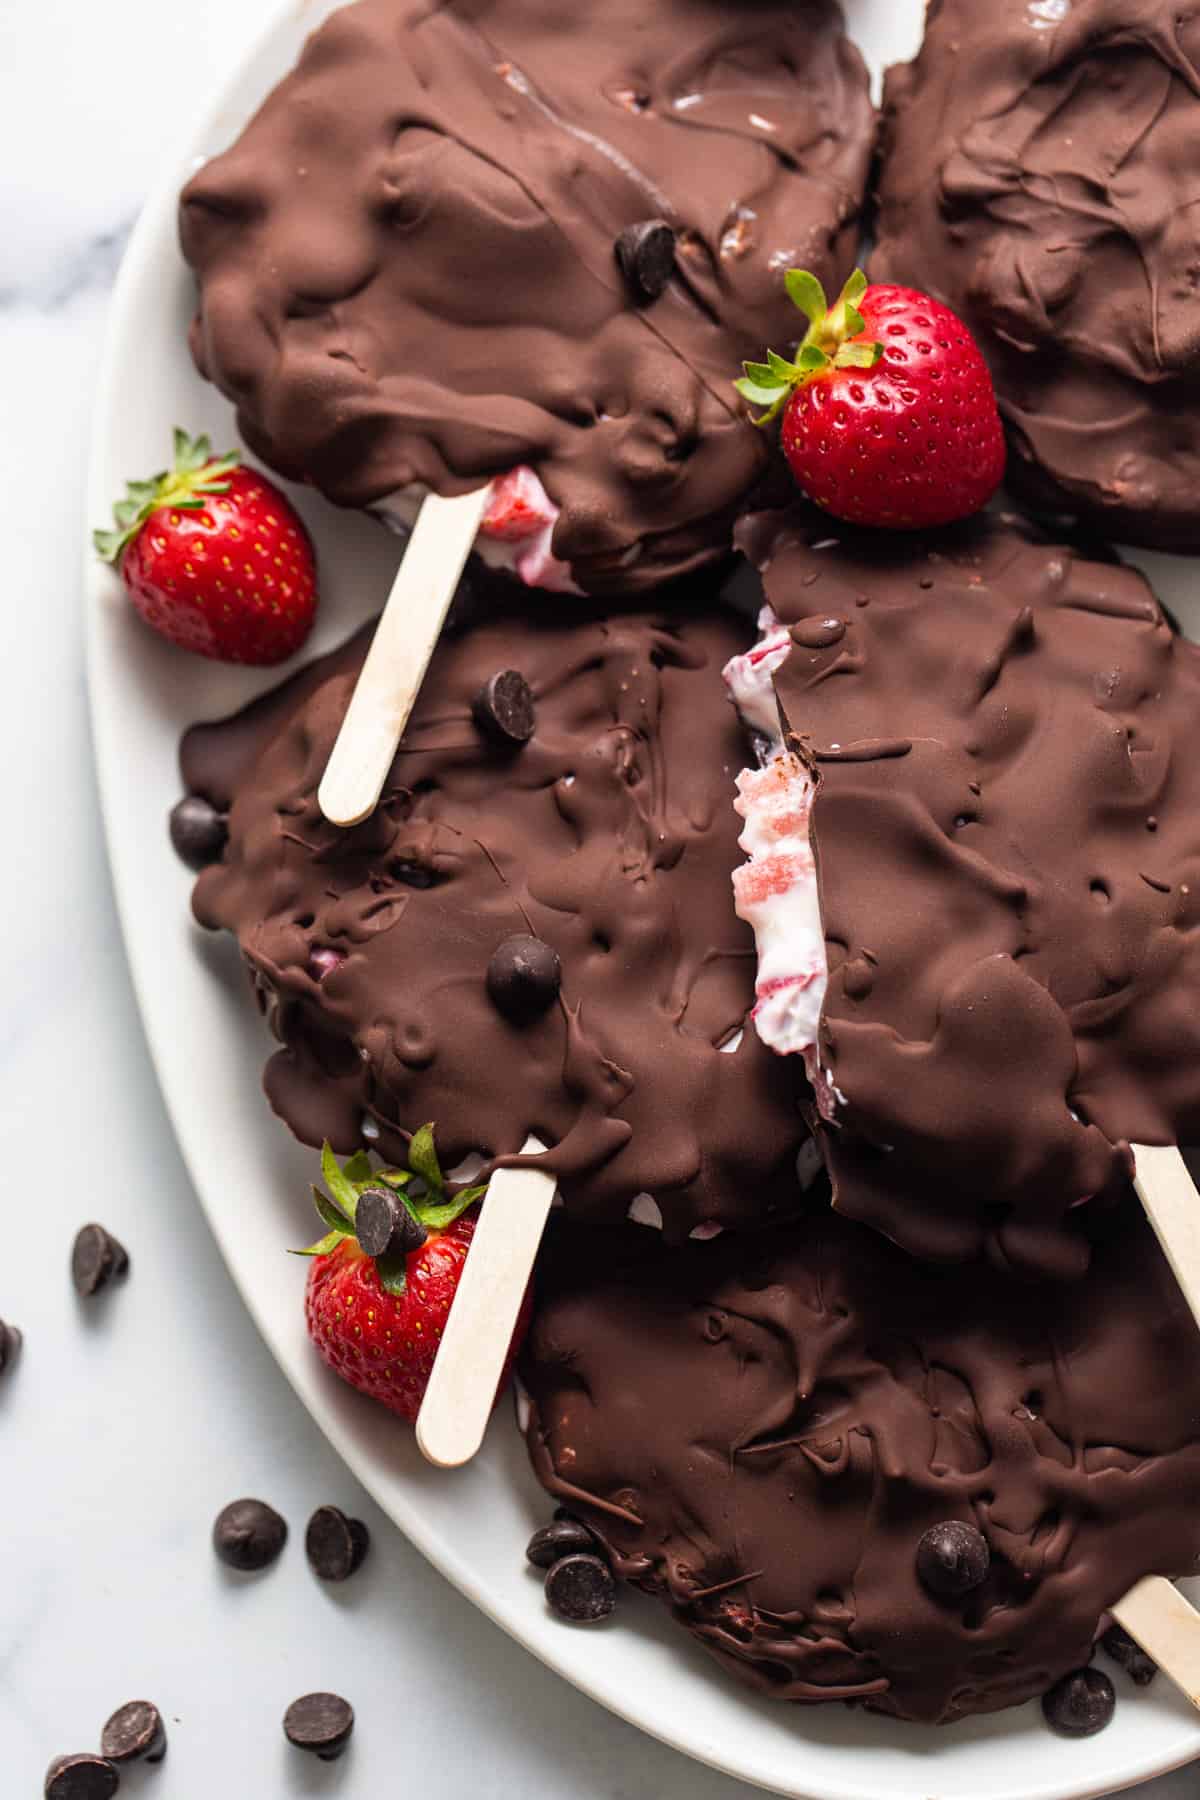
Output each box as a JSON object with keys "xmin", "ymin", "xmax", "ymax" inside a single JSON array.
[
  {"xmin": 179, "ymin": 0, "xmax": 875, "ymax": 597},
  {"xmin": 179, "ymin": 582, "xmax": 806, "ymax": 1237},
  {"xmin": 725, "ymin": 509, "xmax": 1200, "ymax": 1276},
  {"xmin": 524, "ymin": 1187, "xmax": 1200, "ymax": 1723}
]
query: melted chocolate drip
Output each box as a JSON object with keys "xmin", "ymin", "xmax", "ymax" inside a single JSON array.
[
  {"xmin": 739, "ymin": 508, "xmax": 1200, "ymax": 1276},
  {"xmin": 179, "ymin": 0, "xmax": 874, "ymax": 593},
  {"xmin": 874, "ymin": 0, "xmax": 1200, "ymax": 551},
  {"xmin": 523, "ymin": 1193, "xmax": 1200, "ymax": 1724},
  {"xmin": 181, "ymin": 591, "xmax": 804, "ymax": 1235}
]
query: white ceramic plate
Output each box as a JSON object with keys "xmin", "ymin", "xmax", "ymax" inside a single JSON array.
[{"xmin": 84, "ymin": 3, "xmax": 1200, "ymax": 1795}]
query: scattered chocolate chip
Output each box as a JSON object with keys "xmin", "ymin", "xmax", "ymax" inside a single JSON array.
[
  {"xmin": 100, "ymin": 1700, "xmax": 166, "ymax": 1765},
  {"xmin": 0, "ymin": 1318, "xmax": 21, "ymax": 1374},
  {"xmin": 212, "ymin": 1497, "xmax": 288, "ymax": 1572},
  {"xmin": 915, "ymin": 1520, "xmax": 990, "ymax": 1599},
  {"xmin": 1042, "ymin": 1666, "xmax": 1116, "ymax": 1737},
  {"xmin": 1101, "ymin": 1623, "xmax": 1158, "ymax": 1686},
  {"xmin": 306, "ymin": 1505, "xmax": 371, "ymax": 1582},
  {"xmin": 70, "ymin": 1225, "xmax": 129, "ymax": 1299},
  {"xmin": 486, "ymin": 934, "xmax": 561, "ymax": 1024},
  {"xmin": 614, "ymin": 220, "xmax": 677, "ymax": 303},
  {"xmin": 473, "ymin": 669, "xmax": 536, "ymax": 746},
  {"xmin": 354, "ymin": 1187, "xmax": 426, "ymax": 1261},
  {"xmin": 168, "ymin": 794, "xmax": 228, "ymax": 870},
  {"xmin": 544, "ymin": 1552, "xmax": 616, "ymax": 1623},
  {"xmin": 283, "ymin": 1692, "xmax": 355, "ymax": 1761},
  {"xmin": 527, "ymin": 1519, "xmax": 599, "ymax": 1568},
  {"xmin": 43, "ymin": 1753, "xmax": 120, "ymax": 1800}
]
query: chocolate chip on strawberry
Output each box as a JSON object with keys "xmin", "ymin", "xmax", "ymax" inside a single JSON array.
[
  {"xmin": 212, "ymin": 1497, "xmax": 288, "ymax": 1572},
  {"xmin": 284, "ymin": 1692, "xmax": 355, "ymax": 1761},
  {"xmin": 169, "ymin": 795, "xmax": 228, "ymax": 870},
  {"xmin": 306, "ymin": 1505, "xmax": 371, "ymax": 1583},
  {"xmin": 355, "ymin": 1186, "xmax": 427, "ymax": 1260},
  {"xmin": 71, "ymin": 1225, "xmax": 129, "ymax": 1298},
  {"xmin": 735, "ymin": 268, "xmax": 1005, "ymax": 531},
  {"xmin": 100, "ymin": 1701, "xmax": 167, "ymax": 1766},
  {"xmin": 93, "ymin": 428, "xmax": 317, "ymax": 665},
  {"xmin": 915, "ymin": 1520, "xmax": 989, "ymax": 1599},
  {"xmin": 297, "ymin": 1134, "xmax": 531, "ymax": 1424}
]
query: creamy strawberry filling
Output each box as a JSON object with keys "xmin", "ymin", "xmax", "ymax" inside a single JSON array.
[{"xmin": 377, "ymin": 465, "xmax": 581, "ymax": 593}]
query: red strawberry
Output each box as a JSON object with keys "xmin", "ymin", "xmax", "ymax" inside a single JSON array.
[
  {"xmin": 736, "ymin": 270, "xmax": 1005, "ymax": 531},
  {"xmin": 298, "ymin": 1133, "xmax": 531, "ymax": 1424},
  {"xmin": 479, "ymin": 465, "xmax": 556, "ymax": 543},
  {"xmin": 93, "ymin": 428, "xmax": 317, "ymax": 664}
]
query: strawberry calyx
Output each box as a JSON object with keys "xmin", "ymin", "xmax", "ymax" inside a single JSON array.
[
  {"xmin": 293, "ymin": 1129, "xmax": 488, "ymax": 1297},
  {"xmin": 93, "ymin": 427, "xmax": 241, "ymax": 566},
  {"xmin": 734, "ymin": 268, "xmax": 884, "ymax": 427}
]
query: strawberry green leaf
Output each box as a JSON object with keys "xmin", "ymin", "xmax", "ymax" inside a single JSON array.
[
  {"xmin": 342, "ymin": 1149, "xmax": 374, "ymax": 1186},
  {"xmin": 374, "ymin": 1252, "xmax": 408, "ymax": 1297},
  {"xmin": 375, "ymin": 1168, "xmax": 412, "ymax": 1189},
  {"xmin": 321, "ymin": 1142, "xmax": 360, "ymax": 1223},
  {"xmin": 408, "ymin": 1123, "xmax": 444, "ymax": 1196},
  {"xmin": 311, "ymin": 1185, "xmax": 354, "ymax": 1236},
  {"xmin": 797, "ymin": 343, "xmax": 832, "ymax": 373},
  {"xmin": 415, "ymin": 1183, "xmax": 488, "ymax": 1234},
  {"xmin": 767, "ymin": 349, "xmax": 799, "ymax": 381},
  {"xmin": 742, "ymin": 359, "xmax": 780, "ymax": 386},
  {"xmin": 734, "ymin": 376, "xmax": 788, "ymax": 407},
  {"xmin": 290, "ymin": 1228, "xmax": 346, "ymax": 1259},
  {"xmin": 839, "ymin": 268, "xmax": 869, "ymax": 308},
  {"xmin": 93, "ymin": 528, "xmax": 127, "ymax": 563},
  {"xmin": 834, "ymin": 340, "xmax": 884, "ymax": 370},
  {"xmin": 784, "ymin": 269, "xmax": 828, "ymax": 326}
]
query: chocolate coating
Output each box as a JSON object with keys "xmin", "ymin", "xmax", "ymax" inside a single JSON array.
[
  {"xmin": 523, "ymin": 1196, "xmax": 1200, "ymax": 1724},
  {"xmin": 874, "ymin": 0, "xmax": 1200, "ymax": 552},
  {"xmin": 179, "ymin": 0, "xmax": 874, "ymax": 594},
  {"xmin": 740, "ymin": 508, "xmax": 1200, "ymax": 1276},
  {"xmin": 181, "ymin": 593, "xmax": 804, "ymax": 1235}
]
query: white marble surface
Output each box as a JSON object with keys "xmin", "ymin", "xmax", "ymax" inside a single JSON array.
[{"xmin": 2, "ymin": 1, "xmax": 1199, "ymax": 1796}]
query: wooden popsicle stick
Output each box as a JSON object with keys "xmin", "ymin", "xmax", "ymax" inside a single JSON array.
[
  {"xmin": 416, "ymin": 1135, "xmax": 556, "ymax": 1469},
  {"xmin": 318, "ymin": 485, "xmax": 493, "ymax": 828},
  {"xmin": 1112, "ymin": 1576, "xmax": 1200, "ymax": 1709},
  {"xmin": 1132, "ymin": 1143, "xmax": 1200, "ymax": 1329}
]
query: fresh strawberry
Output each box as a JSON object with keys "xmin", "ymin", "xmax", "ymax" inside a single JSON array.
[
  {"xmin": 297, "ymin": 1132, "xmax": 532, "ymax": 1424},
  {"xmin": 735, "ymin": 270, "xmax": 1005, "ymax": 531},
  {"xmin": 93, "ymin": 428, "xmax": 317, "ymax": 664}
]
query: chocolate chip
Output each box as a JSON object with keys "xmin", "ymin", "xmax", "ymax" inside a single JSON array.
[
  {"xmin": 355, "ymin": 1187, "xmax": 427, "ymax": 1261},
  {"xmin": 615, "ymin": 220, "xmax": 677, "ymax": 303},
  {"xmin": 169, "ymin": 794, "xmax": 228, "ymax": 870},
  {"xmin": 0, "ymin": 1318, "xmax": 21, "ymax": 1374},
  {"xmin": 526, "ymin": 1519, "xmax": 599, "ymax": 1568},
  {"xmin": 487, "ymin": 934, "xmax": 561, "ymax": 1023},
  {"xmin": 100, "ymin": 1700, "xmax": 167, "ymax": 1765},
  {"xmin": 43, "ymin": 1754, "xmax": 120, "ymax": 1800},
  {"xmin": 473, "ymin": 669, "xmax": 536, "ymax": 746},
  {"xmin": 306, "ymin": 1505, "xmax": 371, "ymax": 1582},
  {"xmin": 1041, "ymin": 1666, "xmax": 1116, "ymax": 1737},
  {"xmin": 283, "ymin": 1692, "xmax": 355, "ymax": 1761},
  {"xmin": 70, "ymin": 1225, "xmax": 129, "ymax": 1298},
  {"xmin": 212, "ymin": 1497, "xmax": 288, "ymax": 1572},
  {"xmin": 915, "ymin": 1520, "xmax": 990, "ymax": 1598},
  {"xmin": 1101, "ymin": 1623, "xmax": 1158, "ymax": 1686},
  {"xmin": 544, "ymin": 1552, "xmax": 616, "ymax": 1622}
]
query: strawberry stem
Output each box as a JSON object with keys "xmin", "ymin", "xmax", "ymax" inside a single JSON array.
[
  {"xmin": 734, "ymin": 268, "xmax": 883, "ymax": 426},
  {"xmin": 92, "ymin": 428, "xmax": 241, "ymax": 566}
]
